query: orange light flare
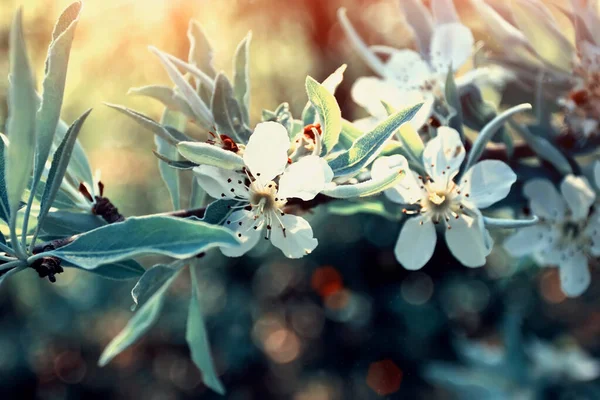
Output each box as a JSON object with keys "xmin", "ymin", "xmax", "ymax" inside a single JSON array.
[
  {"xmin": 311, "ymin": 265, "xmax": 344, "ymax": 299},
  {"xmin": 366, "ymin": 359, "xmax": 403, "ymax": 396}
]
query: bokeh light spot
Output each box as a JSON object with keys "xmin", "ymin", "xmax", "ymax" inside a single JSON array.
[
  {"xmin": 366, "ymin": 359, "xmax": 403, "ymax": 396},
  {"xmin": 311, "ymin": 266, "xmax": 343, "ymax": 298}
]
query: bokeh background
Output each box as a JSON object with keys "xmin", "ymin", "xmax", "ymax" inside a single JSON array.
[{"xmin": 1, "ymin": 0, "xmax": 600, "ymax": 399}]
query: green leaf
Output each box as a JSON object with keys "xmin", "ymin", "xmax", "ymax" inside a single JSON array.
[
  {"xmin": 233, "ymin": 32, "xmax": 251, "ymax": 127},
  {"xmin": 152, "ymin": 151, "xmax": 198, "ymax": 170},
  {"xmin": 128, "ymin": 85, "xmax": 196, "ymax": 120},
  {"xmin": 149, "ymin": 46, "xmax": 213, "ymax": 129},
  {"xmin": 132, "ymin": 262, "xmax": 182, "ymax": 311},
  {"xmin": 157, "ymin": 110, "xmax": 185, "ymax": 210},
  {"xmin": 187, "ymin": 20, "xmax": 216, "ymax": 78},
  {"xmin": 105, "ymin": 103, "xmax": 180, "ymax": 145},
  {"xmin": 464, "ymin": 103, "xmax": 532, "ymax": 171},
  {"xmin": 0, "ymin": 135, "xmax": 11, "ymax": 223},
  {"xmin": 177, "ymin": 141, "xmax": 244, "ymax": 170},
  {"xmin": 36, "ymin": 109, "xmax": 92, "ymax": 241},
  {"xmin": 39, "ymin": 210, "xmax": 105, "ymax": 238},
  {"xmin": 305, "ymin": 76, "xmax": 342, "ymax": 156},
  {"xmin": 338, "ymin": 119, "xmax": 363, "ymax": 149},
  {"xmin": 301, "ymin": 65, "xmax": 346, "ymax": 127},
  {"xmin": 41, "ymin": 216, "xmax": 239, "ymax": 269},
  {"xmin": 211, "ymin": 73, "xmax": 252, "ymax": 142},
  {"xmin": 6, "ymin": 8, "xmax": 38, "ymax": 250},
  {"xmin": 483, "ymin": 216, "xmax": 539, "ymax": 229},
  {"xmin": 31, "ymin": 2, "xmax": 82, "ymax": 199},
  {"xmin": 327, "ymin": 103, "xmax": 422, "ymax": 177},
  {"xmin": 327, "ymin": 199, "xmax": 403, "ymax": 220},
  {"xmin": 323, "ymin": 169, "xmax": 405, "ymax": 198},
  {"xmin": 202, "ymin": 199, "xmax": 241, "ymax": 225},
  {"xmin": 262, "ymin": 103, "xmax": 294, "ymax": 138},
  {"xmin": 98, "ymin": 267, "xmax": 181, "ymax": 367},
  {"xmin": 67, "ymin": 259, "xmax": 145, "ymax": 281},
  {"xmin": 511, "ymin": 122, "xmax": 573, "ymax": 175},
  {"xmin": 187, "ymin": 263, "xmax": 225, "ymax": 395},
  {"xmin": 54, "ymin": 118, "xmax": 94, "ymax": 190},
  {"xmin": 445, "ymin": 67, "xmax": 464, "ymax": 139}
]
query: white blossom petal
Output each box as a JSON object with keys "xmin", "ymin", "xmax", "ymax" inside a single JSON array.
[
  {"xmin": 193, "ymin": 165, "xmax": 249, "ymax": 200},
  {"xmin": 523, "ymin": 179, "xmax": 566, "ymax": 222},
  {"xmin": 504, "ymin": 225, "xmax": 551, "ymax": 257},
  {"xmin": 221, "ymin": 210, "xmax": 263, "ymax": 257},
  {"xmin": 386, "ymin": 49, "xmax": 434, "ymax": 90},
  {"xmin": 371, "ymin": 155, "xmax": 423, "ymax": 204},
  {"xmin": 445, "ymin": 214, "xmax": 492, "ymax": 267},
  {"xmin": 351, "ymin": 77, "xmax": 408, "ymax": 118},
  {"xmin": 423, "ymin": 126, "xmax": 465, "ymax": 184},
  {"xmin": 559, "ymin": 250, "xmax": 591, "ymax": 297},
  {"xmin": 460, "ymin": 160, "xmax": 516, "ymax": 209},
  {"xmin": 278, "ymin": 156, "xmax": 333, "ymax": 201},
  {"xmin": 394, "ymin": 217, "xmax": 437, "ymax": 270},
  {"xmin": 560, "ymin": 175, "xmax": 595, "ymax": 221},
  {"xmin": 244, "ymin": 121, "xmax": 290, "ymax": 185},
  {"xmin": 430, "ymin": 23, "xmax": 474, "ymax": 75},
  {"xmin": 269, "ymin": 213, "xmax": 318, "ymax": 258}
]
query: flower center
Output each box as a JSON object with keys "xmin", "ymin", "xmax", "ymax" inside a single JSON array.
[
  {"xmin": 249, "ymin": 181, "xmax": 283, "ymax": 213},
  {"xmin": 428, "ymin": 192, "xmax": 446, "ymax": 207}
]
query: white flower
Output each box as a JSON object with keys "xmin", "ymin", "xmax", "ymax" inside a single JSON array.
[
  {"xmin": 504, "ymin": 174, "xmax": 600, "ymax": 297},
  {"xmin": 194, "ymin": 121, "xmax": 333, "ymax": 259},
  {"xmin": 372, "ymin": 127, "xmax": 516, "ymax": 270}
]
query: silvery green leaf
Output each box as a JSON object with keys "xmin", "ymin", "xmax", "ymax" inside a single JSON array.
[
  {"xmin": 69, "ymin": 260, "xmax": 145, "ymax": 281},
  {"xmin": 190, "ymin": 176, "xmax": 209, "ymax": 209},
  {"xmin": 6, "ymin": 9, "xmax": 37, "ymax": 243},
  {"xmin": 459, "ymin": 84, "xmax": 499, "ymax": 132},
  {"xmin": 39, "ymin": 216, "xmax": 239, "ymax": 270},
  {"xmin": 397, "ymin": 0, "xmax": 434, "ymax": 55},
  {"xmin": 0, "ymin": 135, "xmax": 11, "ymax": 223},
  {"xmin": 54, "ymin": 119, "xmax": 94, "ymax": 190},
  {"xmin": 338, "ymin": 119, "xmax": 363, "ymax": 149},
  {"xmin": 132, "ymin": 261, "xmax": 183, "ymax": 310},
  {"xmin": 98, "ymin": 267, "xmax": 181, "ymax": 367},
  {"xmin": 128, "ymin": 85, "xmax": 195, "ymax": 120},
  {"xmin": 233, "ymin": 32, "xmax": 251, "ymax": 126},
  {"xmin": 305, "ymin": 76, "xmax": 342, "ymax": 156},
  {"xmin": 40, "ymin": 210, "xmax": 105, "ymax": 238},
  {"xmin": 178, "ymin": 141, "xmax": 244, "ymax": 170},
  {"xmin": 202, "ymin": 199, "xmax": 241, "ymax": 225},
  {"xmin": 464, "ymin": 103, "xmax": 532, "ymax": 171},
  {"xmin": 511, "ymin": 122, "xmax": 573, "ymax": 175},
  {"xmin": 483, "ymin": 216, "xmax": 539, "ymax": 228},
  {"xmin": 327, "ymin": 199, "xmax": 403, "ymax": 220},
  {"xmin": 327, "ymin": 103, "xmax": 422, "ymax": 177},
  {"xmin": 302, "ymin": 65, "xmax": 347, "ymax": 126},
  {"xmin": 162, "ymin": 53, "xmax": 215, "ymax": 94},
  {"xmin": 262, "ymin": 103, "xmax": 294, "ymax": 137},
  {"xmin": 157, "ymin": 109, "xmax": 185, "ymax": 210},
  {"xmin": 105, "ymin": 103, "xmax": 179, "ymax": 145},
  {"xmin": 149, "ymin": 46, "xmax": 213, "ymax": 129},
  {"xmin": 188, "ymin": 20, "xmax": 216, "ymax": 79},
  {"xmin": 36, "ymin": 109, "xmax": 92, "ymax": 241},
  {"xmin": 32, "ymin": 2, "xmax": 82, "ymax": 199},
  {"xmin": 153, "ymin": 151, "xmax": 198, "ymax": 170},
  {"xmin": 211, "ymin": 73, "xmax": 252, "ymax": 142},
  {"xmin": 187, "ymin": 263, "xmax": 225, "ymax": 394},
  {"xmin": 301, "ymin": 101, "xmax": 317, "ymax": 126},
  {"xmin": 323, "ymin": 169, "xmax": 405, "ymax": 198},
  {"xmin": 445, "ymin": 67, "xmax": 464, "ymax": 139}
]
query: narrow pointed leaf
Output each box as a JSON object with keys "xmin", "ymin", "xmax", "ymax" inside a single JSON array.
[
  {"xmin": 233, "ymin": 32, "xmax": 251, "ymax": 126},
  {"xmin": 68, "ymin": 259, "xmax": 145, "ymax": 281},
  {"xmin": 465, "ymin": 103, "xmax": 532, "ymax": 170},
  {"xmin": 305, "ymin": 76, "xmax": 342, "ymax": 156},
  {"xmin": 54, "ymin": 118, "xmax": 94, "ymax": 190},
  {"xmin": 153, "ymin": 151, "xmax": 198, "ymax": 170},
  {"xmin": 483, "ymin": 216, "xmax": 539, "ymax": 228},
  {"xmin": 187, "ymin": 264, "xmax": 225, "ymax": 394},
  {"xmin": 188, "ymin": 20, "xmax": 216, "ymax": 78},
  {"xmin": 6, "ymin": 9, "xmax": 37, "ymax": 225},
  {"xmin": 178, "ymin": 141, "xmax": 244, "ymax": 170},
  {"xmin": 128, "ymin": 85, "xmax": 196, "ymax": 120},
  {"xmin": 32, "ymin": 2, "xmax": 82, "ymax": 198},
  {"xmin": 37, "ymin": 109, "xmax": 92, "ymax": 234},
  {"xmin": 323, "ymin": 169, "xmax": 405, "ymax": 198},
  {"xmin": 132, "ymin": 262, "xmax": 182, "ymax": 310},
  {"xmin": 445, "ymin": 67, "xmax": 464, "ymax": 139},
  {"xmin": 157, "ymin": 109, "xmax": 185, "ymax": 210},
  {"xmin": 98, "ymin": 268, "xmax": 181, "ymax": 367},
  {"xmin": 202, "ymin": 199, "xmax": 241, "ymax": 225},
  {"xmin": 211, "ymin": 73, "xmax": 251, "ymax": 142},
  {"xmin": 511, "ymin": 122, "xmax": 573, "ymax": 175},
  {"xmin": 338, "ymin": 119, "xmax": 364, "ymax": 149},
  {"xmin": 41, "ymin": 216, "xmax": 239, "ymax": 269},
  {"xmin": 106, "ymin": 103, "xmax": 179, "ymax": 145},
  {"xmin": 40, "ymin": 210, "xmax": 105, "ymax": 238},
  {"xmin": 327, "ymin": 103, "xmax": 422, "ymax": 177},
  {"xmin": 0, "ymin": 135, "xmax": 11, "ymax": 223}
]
